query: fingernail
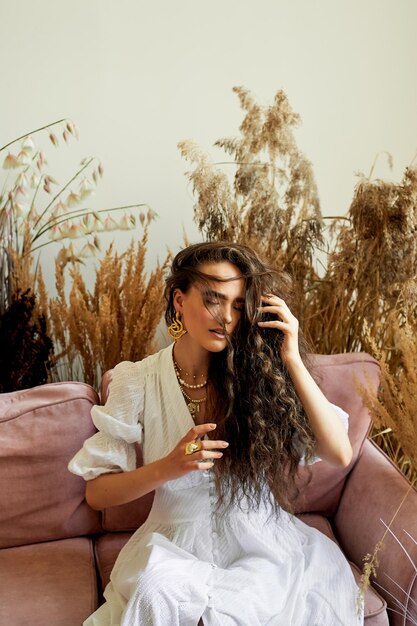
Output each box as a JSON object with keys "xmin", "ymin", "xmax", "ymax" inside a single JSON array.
[
  {"xmin": 210, "ymin": 424, "xmax": 216, "ymax": 429},
  {"xmin": 222, "ymin": 442, "xmax": 229, "ymax": 447}
]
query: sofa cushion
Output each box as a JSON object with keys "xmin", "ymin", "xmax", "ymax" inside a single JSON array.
[
  {"xmin": 95, "ymin": 532, "xmax": 132, "ymax": 589},
  {"xmin": 334, "ymin": 439, "xmax": 417, "ymax": 625},
  {"xmin": 294, "ymin": 352, "xmax": 380, "ymax": 516},
  {"xmin": 0, "ymin": 537, "xmax": 98, "ymax": 626},
  {"xmin": 0, "ymin": 382, "xmax": 101, "ymax": 548},
  {"xmin": 297, "ymin": 512, "xmax": 337, "ymax": 538}
]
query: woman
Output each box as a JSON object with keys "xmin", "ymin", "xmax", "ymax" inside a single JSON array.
[{"xmin": 69, "ymin": 241, "xmax": 363, "ymax": 625}]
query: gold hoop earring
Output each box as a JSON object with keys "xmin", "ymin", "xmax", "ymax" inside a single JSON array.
[{"xmin": 168, "ymin": 311, "xmax": 187, "ymax": 341}]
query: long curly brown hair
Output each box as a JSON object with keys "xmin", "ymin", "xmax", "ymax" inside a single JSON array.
[{"xmin": 165, "ymin": 241, "xmax": 316, "ymax": 514}]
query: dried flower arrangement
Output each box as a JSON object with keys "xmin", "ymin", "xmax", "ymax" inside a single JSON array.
[
  {"xmin": 178, "ymin": 86, "xmax": 323, "ymax": 315},
  {"xmin": 304, "ymin": 166, "xmax": 417, "ymax": 482},
  {"xmin": 304, "ymin": 163, "xmax": 417, "ymax": 355},
  {"xmin": 0, "ymin": 119, "xmax": 150, "ymax": 391},
  {"xmin": 179, "ymin": 86, "xmax": 417, "ymax": 482},
  {"xmin": 40, "ymin": 220, "xmax": 170, "ymax": 389}
]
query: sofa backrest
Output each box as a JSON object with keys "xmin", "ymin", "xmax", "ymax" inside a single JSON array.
[
  {"xmin": 294, "ymin": 352, "xmax": 380, "ymax": 515},
  {"xmin": 100, "ymin": 351, "xmax": 380, "ymax": 530},
  {"xmin": 0, "ymin": 382, "xmax": 101, "ymax": 549}
]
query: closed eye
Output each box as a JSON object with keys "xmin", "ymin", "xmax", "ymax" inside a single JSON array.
[
  {"xmin": 203, "ymin": 290, "xmax": 245, "ymax": 311},
  {"xmin": 204, "ymin": 297, "xmax": 220, "ymax": 306},
  {"xmin": 205, "ymin": 299, "xmax": 243, "ymax": 311}
]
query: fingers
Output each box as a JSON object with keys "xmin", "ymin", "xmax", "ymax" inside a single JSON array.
[
  {"xmin": 193, "ymin": 448, "xmax": 224, "ymax": 461},
  {"xmin": 258, "ymin": 310, "xmax": 297, "ymax": 323},
  {"xmin": 185, "ymin": 423, "xmax": 217, "ymax": 442},
  {"xmin": 261, "ymin": 294, "xmax": 287, "ymax": 306},
  {"xmin": 258, "ymin": 320, "xmax": 289, "ymax": 329},
  {"xmin": 178, "ymin": 425, "xmax": 229, "ymax": 475},
  {"xmin": 183, "ymin": 425, "xmax": 228, "ymax": 446},
  {"xmin": 182, "ymin": 435, "xmax": 229, "ymax": 454},
  {"xmin": 260, "ymin": 294, "xmax": 284, "ymax": 302},
  {"xmin": 259, "ymin": 304, "xmax": 290, "ymax": 314},
  {"xmin": 202, "ymin": 439, "xmax": 229, "ymax": 449},
  {"xmin": 187, "ymin": 448, "xmax": 224, "ymax": 472},
  {"xmin": 257, "ymin": 294, "xmax": 298, "ymax": 328},
  {"xmin": 259, "ymin": 294, "xmax": 289, "ymax": 311},
  {"xmin": 182, "ymin": 434, "xmax": 228, "ymax": 467},
  {"xmin": 257, "ymin": 306, "xmax": 295, "ymax": 326},
  {"xmin": 258, "ymin": 301, "xmax": 293, "ymax": 317}
]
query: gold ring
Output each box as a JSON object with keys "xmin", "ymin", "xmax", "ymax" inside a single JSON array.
[{"xmin": 185, "ymin": 440, "xmax": 203, "ymax": 455}]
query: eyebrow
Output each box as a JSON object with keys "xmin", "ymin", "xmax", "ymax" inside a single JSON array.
[{"xmin": 204, "ymin": 289, "xmax": 245, "ymax": 303}]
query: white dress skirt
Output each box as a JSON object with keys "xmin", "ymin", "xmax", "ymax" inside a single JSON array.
[{"xmin": 68, "ymin": 344, "xmax": 363, "ymax": 626}]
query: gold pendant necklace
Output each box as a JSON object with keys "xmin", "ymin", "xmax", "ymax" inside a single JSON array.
[{"xmin": 180, "ymin": 388, "xmax": 206, "ymax": 417}]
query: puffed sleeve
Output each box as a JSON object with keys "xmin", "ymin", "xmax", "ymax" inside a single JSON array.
[
  {"xmin": 299, "ymin": 402, "xmax": 349, "ymax": 465},
  {"xmin": 68, "ymin": 361, "xmax": 144, "ymax": 481}
]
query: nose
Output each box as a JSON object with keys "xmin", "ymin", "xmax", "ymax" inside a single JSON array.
[{"xmin": 221, "ymin": 303, "xmax": 233, "ymax": 325}]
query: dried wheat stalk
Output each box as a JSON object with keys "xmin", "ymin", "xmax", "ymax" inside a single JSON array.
[{"xmin": 46, "ymin": 226, "xmax": 170, "ymax": 388}]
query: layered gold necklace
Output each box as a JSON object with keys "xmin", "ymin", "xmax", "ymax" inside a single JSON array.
[{"xmin": 173, "ymin": 358, "xmax": 207, "ymax": 418}]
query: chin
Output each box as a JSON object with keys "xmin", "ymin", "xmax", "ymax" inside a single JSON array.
[
  {"xmin": 209, "ymin": 344, "xmax": 228, "ymax": 353},
  {"xmin": 206, "ymin": 338, "xmax": 228, "ymax": 353}
]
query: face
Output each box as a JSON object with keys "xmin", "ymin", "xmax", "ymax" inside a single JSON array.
[{"xmin": 174, "ymin": 261, "xmax": 245, "ymax": 353}]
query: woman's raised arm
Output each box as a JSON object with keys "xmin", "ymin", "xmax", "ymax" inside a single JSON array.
[{"xmin": 258, "ymin": 294, "xmax": 353, "ymax": 467}]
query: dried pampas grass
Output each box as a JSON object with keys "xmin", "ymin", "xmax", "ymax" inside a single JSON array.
[
  {"xmin": 179, "ymin": 86, "xmax": 323, "ymax": 316},
  {"xmin": 361, "ymin": 314, "xmax": 417, "ymax": 484},
  {"xmin": 304, "ymin": 167, "xmax": 417, "ymax": 356},
  {"xmin": 45, "ymin": 225, "xmax": 170, "ymax": 389},
  {"xmin": 179, "ymin": 85, "xmax": 417, "ymax": 481}
]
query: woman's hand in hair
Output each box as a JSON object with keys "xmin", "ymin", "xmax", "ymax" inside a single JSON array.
[
  {"xmin": 258, "ymin": 295, "xmax": 353, "ymax": 468},
  {"xmin": 159, "ymin": 424, "xmax": 229, "ymax": 481},
  {"xmin": 257, "ymin": 294, "xmax": 301, "ymax": 366}
]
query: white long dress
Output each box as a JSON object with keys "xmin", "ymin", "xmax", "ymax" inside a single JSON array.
[{"xmin": 68, "ymin": 344, "xmax": 363, "ymax": 626}]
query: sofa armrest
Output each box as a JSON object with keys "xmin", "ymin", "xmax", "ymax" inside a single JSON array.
[{"xmin": 333, "ymin": 439, "xmax": 417, "ymax": 625}]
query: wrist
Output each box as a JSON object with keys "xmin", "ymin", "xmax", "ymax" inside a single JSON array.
[
  {"xmin": 282, "ymin": 352, "xmax": 304, "ymax": 371},
  {"xmin": 149, "ymin": 458, "xmax": 171, "ymax": 486}
]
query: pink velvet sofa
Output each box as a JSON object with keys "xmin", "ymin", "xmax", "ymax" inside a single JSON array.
[{"xmin": 0, "ymin": 352, "xmax": 416, "ymax": 626}]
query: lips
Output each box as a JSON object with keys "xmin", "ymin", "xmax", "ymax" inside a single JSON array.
[{"xmin": 209, "ymin": 329, "xmax": 227, "ymax": 339}]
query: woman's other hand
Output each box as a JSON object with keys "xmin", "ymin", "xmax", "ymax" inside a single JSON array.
[
  {"xmin": 160, "ymin": 424, "xmax": 229, "ymax": 481},
  {"xmin": 86, "ymin": 424, "xmax": 229, "ymax": 510}
]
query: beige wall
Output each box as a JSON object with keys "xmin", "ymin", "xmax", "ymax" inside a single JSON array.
[{"xmin": 1, "ymin": 0, "xmax": 417, "ymax": 285}]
